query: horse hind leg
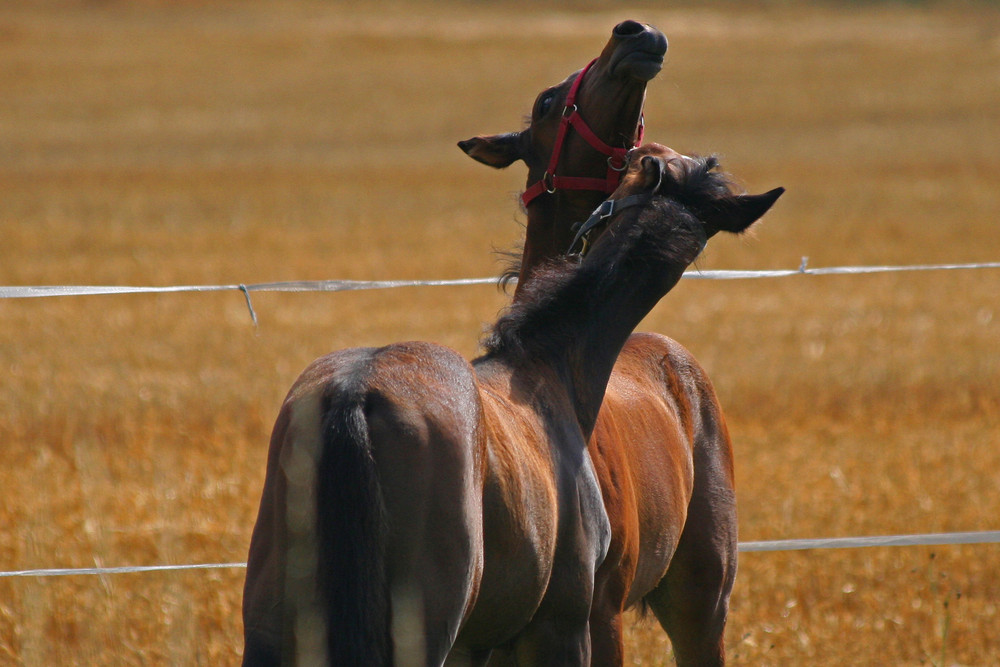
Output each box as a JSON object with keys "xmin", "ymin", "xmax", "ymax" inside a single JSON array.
[{"xmin": 363, "ymin": 380, "xmax": 484, "ymax": 667}]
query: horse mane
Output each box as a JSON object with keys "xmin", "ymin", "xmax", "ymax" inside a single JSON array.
[
  {"xmin": 495, "ymin": 245, "xmax": 523, "ymax": 293},
  {"xmin": 481, "ymin": 254, "xmax": 586, "ymax": 359},
  {"xmin": 496, "ymin": 154, "xmax": 735, "ymax": 292},
  {"xmin": 657, "ymin": 154, "xmax": 738, "ymax": 215},
  {"xmin": 482, "ymin": 155, "xmax": 737, "ymax": 359}
]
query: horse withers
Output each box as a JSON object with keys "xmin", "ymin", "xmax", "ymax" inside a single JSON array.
[{"xmin": 241, "ymin": 142, "xmax": 781, "ymax": 666}]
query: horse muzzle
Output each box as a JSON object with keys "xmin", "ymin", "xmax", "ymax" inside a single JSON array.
[{"xmin": 608, "ymin": 20, "xmax": 668, "ymax": 82}]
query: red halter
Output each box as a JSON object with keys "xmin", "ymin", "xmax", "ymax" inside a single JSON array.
[{"xmin": 521, "ymin": 58, "xmax": 645, "ymax": 209}]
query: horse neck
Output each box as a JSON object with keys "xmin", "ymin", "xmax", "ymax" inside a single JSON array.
[
  {"xmin": 489, "ymin": 208, "xmax": 691, "ymax": 438},
  {"xmin": 514, "ymin": 192, "xmax": 607, "ymax": 301},
  {"xmin": 560, "ymin": 256, "xmax": 684, "ymax": 435}
]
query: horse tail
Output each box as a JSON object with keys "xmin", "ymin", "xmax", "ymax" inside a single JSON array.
[
  {"xmin": 283, "ymin": 384, "xmax": 392, "ymax": 666},
  {"xmin": 319, "ymin": 388, "xmax": 393, "ymax": 666}
]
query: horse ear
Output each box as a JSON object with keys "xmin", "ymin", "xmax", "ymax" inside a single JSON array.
[
  {"xmin": 639, "ymin": 155, "xmax": 667, "ymax": 192},
  {"xmin": 458, "ymin": 132, "xmax": 526, "ymax": 169},
  {"xmin": 705, "ymin": 187, "xmax": 785, "ymax": 234}
]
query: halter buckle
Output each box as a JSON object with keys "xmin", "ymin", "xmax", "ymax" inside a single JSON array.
[
  {"xmin": 543, "ymin": 172, "xmax": 556, "ymax": 194},
  {"xmin": 566, "ymin": 194, "xmax": 651, "ymax": 256},
  {"xmin": 594, "ymin": 199, "xmax": 617, "ymax": 220}
]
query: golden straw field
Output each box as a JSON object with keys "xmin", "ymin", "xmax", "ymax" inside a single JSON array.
[{"xmin": 1, "ymin": 1, "xmax": 998, "ymax": 664}]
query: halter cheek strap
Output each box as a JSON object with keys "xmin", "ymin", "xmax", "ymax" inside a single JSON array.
[
  {"xmin": 567, "ymin": 194, "xmax": 651, "ymax": 255},
  {"xmin": 521, "ymin": 58, "xmax": 644, "ymax": 209},
  {"xmin": 568, "ymin": 194, "xmax": 711, "ymax": 258}
]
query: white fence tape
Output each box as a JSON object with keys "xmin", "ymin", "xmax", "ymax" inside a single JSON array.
[
  {"xmin": 0, "ymin": 563, "xmax": 247, "ymax": 579},
  {"xmin": 737, "ymin": 530, "xmax": 1000, "ymax": 553},
  {"xmin": 2, "ymin": 261, "xmax": 1000, "ymax": 301},
  {"xmin": 0, "ymin": 278, "xmax": 500, "ymax": 299},
  {"xmin": 2, "ymin": 531, "xmax": 997, "ymax": 578}
]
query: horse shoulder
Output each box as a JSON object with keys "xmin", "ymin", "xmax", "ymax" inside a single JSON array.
[
  {"xmin": 600, "ymin": 333, "xmax": 697, "ymax": 492},
  {"xmin": 478, "ymin": 367, "xmax": 560, "ymax": 558},
  {"xmin": 454, "ymin": 369, "xmax": 559, "ymax": 649}
]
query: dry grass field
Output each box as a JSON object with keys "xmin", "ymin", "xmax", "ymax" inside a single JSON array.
[{"xmin": 2, "ymin": 1, "xmax": 999, "ymax": 664}]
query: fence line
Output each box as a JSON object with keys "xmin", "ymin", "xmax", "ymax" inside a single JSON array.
[
  {"xmin": 737, "ymin": 530, "xmax": 1000, "ymax": 553},
  {"xmin": 3, "ymin": 260, "xmax": 1000, "ymax": 300},
  {"xmin": 4, "ymin": 260, "xmax": 998, "ymax": 325},
  {"xmin": 3, "ymin": 263, "xmax": 997, "ymax": 578},
  {"xmin": 3, "ymin": 531, "xmax": 998, "ymax": 579},
  {"xmin": 0, "ymin": 563, "xmax": 247, "ymax": 579}
]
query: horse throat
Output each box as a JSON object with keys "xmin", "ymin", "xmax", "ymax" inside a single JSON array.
[{"xmin": 515, "ymin": 193, "xmax": 609, "ymax": 300}]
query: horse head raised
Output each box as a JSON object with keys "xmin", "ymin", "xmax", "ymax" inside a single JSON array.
[{"xmin": 459, "ymin": 20, "xmax": 668, "ymax": 291}]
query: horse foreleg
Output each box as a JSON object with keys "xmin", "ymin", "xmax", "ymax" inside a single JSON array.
[
  {"xmin": 509, "ymin": 618, "xmax": 593, "ymax": 667},
  {"xmin": 588, "ymin": 604, "xmax": 625, "ymax": 666},
  {"xmin": 506, "ymin": 505, "xmax": 606, "ymax": 666},
  {"xmin": 643, "ymin": 477, "xmax": 737, "ymax": 667},
  {"xmin": 588, "ymin": 554, "xmax": 631, "ymax": 666}
]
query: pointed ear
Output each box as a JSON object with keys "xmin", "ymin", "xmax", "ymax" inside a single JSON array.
[
  {"xmin": 458, "ymin": 132, "xmax": 526, "ymax": 169},
  {"xmin": 639, "ymin": 155, "xmax": 667, "ymax": 192},
  {"xmin": 705, "ymin": 187, "xmax": 785, "ymax": 234}
]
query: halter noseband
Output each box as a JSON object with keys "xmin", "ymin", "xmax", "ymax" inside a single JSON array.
[{"xmin": 521, "ymin": 58, "xmax": 645, "ymax": 209}]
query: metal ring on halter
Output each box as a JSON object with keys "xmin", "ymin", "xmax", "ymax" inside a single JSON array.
[
  {"xmin": 562, "ymin": 104, "xmax": 578, "ymax": 119},
  {"xmin": 608, "ymin": 155, "xmax": 629, "ymax": 172},
  {"xmin": 543, "ymin": 172, "xmax": 556, "ymax": 194}
]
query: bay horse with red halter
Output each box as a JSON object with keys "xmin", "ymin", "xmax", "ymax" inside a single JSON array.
[
  {"xmin": 460, "ymin": 22, "xmax": 753, "ymax": 666},
  {"xmin": 241, "ymin": 140, "xmax": 782, "ymax": 665},
  {"xmin": 459, "ymin": 20, "xmax": 666, "ymax": 291}
]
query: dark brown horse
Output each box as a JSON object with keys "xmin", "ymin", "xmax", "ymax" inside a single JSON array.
[
  {"xmin": 241, "ymin": 142, "xmax": 781, "ymax": 666},
  {"xmin": 460, "ymin": 25, "xmax": 756, "ymax": 666},
  {"xmin": 459, "ymin": 19, "xmax": 666, "ymax": 293}
]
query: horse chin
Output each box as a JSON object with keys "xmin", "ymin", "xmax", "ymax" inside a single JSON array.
[{"xmin": 611, "ymin": 51, "xmax": 664, "ymax": 82}]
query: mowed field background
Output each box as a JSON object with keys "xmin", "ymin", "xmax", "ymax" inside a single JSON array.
[{"xmin": 2, "ymin": 1, "xmax": 999, "ymax": 664}]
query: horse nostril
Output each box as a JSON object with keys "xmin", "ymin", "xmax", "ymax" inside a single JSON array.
[{"xmin": 613, "ymin": 20, "xmax": 646, "ymax": 38}]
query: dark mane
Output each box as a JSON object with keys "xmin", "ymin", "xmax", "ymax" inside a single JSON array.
[
  {"xmin": 657, "ymin": 154, "xmax": 740, "ymax": 213},
  {"xmin": 482, "ymin": 255, "xmax": 583, "ymax": 358},
  {"xmin": 493, "ymin": 193, "xmax": 530, "ymax": 292},
  {"xmin": 495, "ymin": 155, "xmax": 737, "ymax": 293},
  {"xmin": 482, "ymin": 155, "xmax": 740, "ymax": 360},
  {"xmin": 495, "ymin": 245, "xmax": 523, "ymax": 293}
]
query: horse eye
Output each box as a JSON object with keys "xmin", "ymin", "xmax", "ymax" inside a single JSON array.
[{"xmin": 536, "ymin": 92, "xmax": 556, "ymax": 117}]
